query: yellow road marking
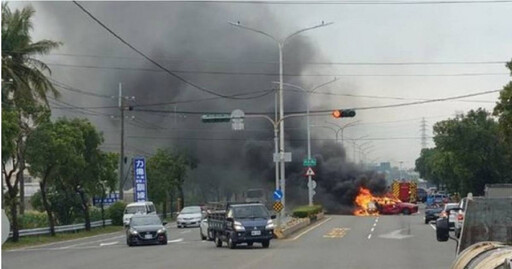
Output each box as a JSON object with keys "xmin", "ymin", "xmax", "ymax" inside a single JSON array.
[
  {"xmin": 286, "ymin": 217, "xmax": 332, "ymax": 241},
  {"xmin": 323, "ymin": 227, "xmax": 350, "ymax": 238}
]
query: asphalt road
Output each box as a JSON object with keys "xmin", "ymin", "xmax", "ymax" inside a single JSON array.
[{"xmin": 3, "ymin": 209, "xmax": 457, "ymax": 269}]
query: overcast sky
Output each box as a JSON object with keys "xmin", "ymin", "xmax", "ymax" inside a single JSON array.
[{"xmin": 12, "ymin": 0, "xmax": 512, "ymax": 169}]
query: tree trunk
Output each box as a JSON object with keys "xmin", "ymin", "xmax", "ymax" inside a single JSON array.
[
  {"xmin": 100, "ymin": 188, "xmax": 106, "ymax": 228},
  {"xmin": 177, "ymin": 185, "xmax": 184, "ymax": 210},
  {"xmin": 9, "ymin": 190, "xmax": 20, "ymax": 242},
  {"xmin": 78, "ymin": 190, "xmax": 91, "ymax": 231},
  {"xmin": 18, "ymin": 162, "xmax": 25, "ymax": 215},
  {"xmin": 40, "ymin": 181, "xmax": 56, "ymax": 236}
]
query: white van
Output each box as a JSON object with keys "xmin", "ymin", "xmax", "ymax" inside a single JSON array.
[{"xmin": 123, "ymin": 201, "xmax": 157, "ymax": 226}]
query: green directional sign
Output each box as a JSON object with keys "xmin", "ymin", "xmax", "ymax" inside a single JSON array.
[
  {"xmin": 201, "ymin": 114, "xmax": 231, "ymax": 123},
  {"xmin": 303, "ymin": 158, "xmax": 317, "ymax": 167}
]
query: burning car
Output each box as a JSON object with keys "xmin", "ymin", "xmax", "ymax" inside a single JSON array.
[{"xmin": 353, "ymin": 187, "xmax": 418, "ymax": 216}]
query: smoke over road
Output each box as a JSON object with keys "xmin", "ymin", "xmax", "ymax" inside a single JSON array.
[{"xmin": 30, "ymin": 1, "xmax": 380, "ymax": 210}]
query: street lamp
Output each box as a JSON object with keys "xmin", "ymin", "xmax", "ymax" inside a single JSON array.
[
  {"xmin": 324, "ymin": 120, "xmax": 361, "ymax": 146},
  {"xmin": 347, "ymin": 135, "xmax": 369, "ymax": 162},
  {"xmin": 229, "ymin": 21, "xmax": 333, "ymax": 213},
  {"xmin": 273, "ymin": 78, "xmax": 338, "ymax": 206}
]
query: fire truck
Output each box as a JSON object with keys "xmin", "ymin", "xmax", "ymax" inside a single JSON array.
[{"xmin": 391, "ymin": 180, "xmax": 418, "ymax": 203}]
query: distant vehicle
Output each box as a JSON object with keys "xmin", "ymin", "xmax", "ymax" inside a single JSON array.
[
  {"xmin": 244, "ymin": 188, "xmax": 267, "ymax": 204},
  {"xmin": 454, "ymin": 198, "xmax": 468, "ymax": 238},
  {"xmin": 417, "ymin": 188, "xmax": 428, "ymax": 203},
  {"xmin": 126, "ymin": 215, "xmax": 167, "ymax": 246},
  {"xmin": 440, "ymin": 203, "xmax": 459, "ymax": 229},
  {"xmin": 391, "ymin": 181, "xmax": 418, "ymax": 203},
  {"xmin": 208, "ymin": 202, "xmax": 275, "ymax": 249},
  {"xmin": 177, "ymin": 206, "xmax": 202, "ymax": 228},
  {"xmin": 427, "ymin": 194, "xmax": 449, "ymax": 205},
  {"xmin": 424, "ymin": 205, "xmax": 443, "ymax": 224},
  {"xmin": 123, "ymin": 201, "xmax": 157, "ymax": 227},
  {"xmin": 379, "ymin": 202, "xmax": 418, "ymax": 215}
]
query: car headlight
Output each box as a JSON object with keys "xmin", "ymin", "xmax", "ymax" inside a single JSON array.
[
  {"xmin": 129, "ymin": 229, "xmax": 138, "ymax": 235},
  {"xmin": 157, "ymin": 228, "xmax": 166, "ymax": 234},
  {"xmin": 265, "ymin": 219, "xmax": 274, "ymax": 230},
  {"xmin": 234, "ymin": 221, "xmax": 245, "ymax": 232}
]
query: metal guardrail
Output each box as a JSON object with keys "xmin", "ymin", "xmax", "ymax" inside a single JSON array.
[{"xmin": 9, "ymin": 219, "xmax": 112, "ymax": 237}]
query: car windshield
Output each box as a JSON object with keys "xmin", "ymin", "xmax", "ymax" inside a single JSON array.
[
  {"xmin": 233, "ymin": 205, "xmax": 269, "ymax": 219},
  {"xmin": 131, "ymin": 217, "xmax": 161, "ymax": 226},
  {"xmin": 125, "ymin": 206, "xmax": 146, "ymax": 214},
  {"xmin": 181, "ymin": 207, "xmax": 201, "ymax": 214}
]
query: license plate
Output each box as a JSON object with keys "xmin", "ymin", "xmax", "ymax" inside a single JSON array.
[
  {"xmin": 251, "ymin": 230, "xmax": 261, "ymax": 236},
  {"xmin": 145, "ymin": 234, "xmax": 152, "ymax": 239}
]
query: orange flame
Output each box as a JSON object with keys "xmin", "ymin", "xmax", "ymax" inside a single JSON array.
[{"xmin": 353, "ymin": 187, "xmax": 401, "ymax": 216}]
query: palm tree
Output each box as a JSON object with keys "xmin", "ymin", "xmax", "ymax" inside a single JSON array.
[
  {"xmin": 2, "ymin": 2, "xmax": 61, "ymax": 107},
  {"xmin": 1, "ymin": 2, "xmax": 61, "ymax": 242}
]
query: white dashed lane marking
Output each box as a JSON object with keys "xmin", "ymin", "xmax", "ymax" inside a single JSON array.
[
  {"xmin": 168, "ymin": 238, "xmax": 184, "ymax": 243},
  {"xmin": 99, "ymin": 241, "xmax": 118, "ymax": 247},
  {"xmin": 368, "ymin": 217, "xmax": 379, "ymax": 240}
]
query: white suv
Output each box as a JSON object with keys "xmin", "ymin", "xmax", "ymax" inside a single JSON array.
[
  {"xmin": 454, "ymin": 198, "xmax": 467, "ymax": 238},
  {"xmin": 123, "ymin": 201, "xmax": 157, "ymax": 227}
]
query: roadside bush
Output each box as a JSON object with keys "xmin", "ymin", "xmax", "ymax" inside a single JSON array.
[
  {"xmin": 292, "ymin": 205, "xmax": 323, "ymax": 218},
  {"xmin": 107, "ymin": 201, "xmax": 127, "ymax": 226},
  {"xmin": 18, "ymin": 211, "xmax": 49, "ymax": 229}
]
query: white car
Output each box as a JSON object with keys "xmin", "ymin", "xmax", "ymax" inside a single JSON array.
[
  {"xmin": 177, "ymin": 206, "xmax": 202, "ymax": 228},
  {"xmin": 123, "ymin": 201, "xmax": 157, "ymax": 227},
  {"xmin": 440, "ymin": 203, "xmax": 459, "ymax": 229},
  {"xmin": 199, "ymin": 217, "xmax": 212, "ymax": 240}
]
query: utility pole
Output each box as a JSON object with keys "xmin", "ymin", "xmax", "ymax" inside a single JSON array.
[
  {"xmin": 420, "ymin": 117, "xmax": 427, "ymax": 149},
  {"xmin": 118, "ymin": 83, "xmax": 125, "ymax": 200}
]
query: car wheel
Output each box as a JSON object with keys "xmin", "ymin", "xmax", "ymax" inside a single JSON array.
[
  {"xmin": 425, "ymin": 218, "xmax": 429, "ymax": 224},
  {"xmin": 402, "ymin": 208, "xmax": 411, "ymax": 215},
  {"xmin": 455, "ymin": 228, "xmax": 460, "ymax": 238},
  {"xmin": 201, "ymin": 231, "xmax": 207, "ymax": 241},
  {"xmin": 261, "ymin": 240, "xmax": 270, "ymax": 248},
  {"xmin": 215, "ymin": 235, "xmax": 223, "ymax": 248},
  {"xmin": 227, "ymin": 235, "xmax": 236, "ymax": 249},
  {"xmin": 247, "ymin": 242, "xmax": 253, "ymax": 247},
  {"xmin": 161, "ymin": 236, "xmax": 168, "ymax": 245}
]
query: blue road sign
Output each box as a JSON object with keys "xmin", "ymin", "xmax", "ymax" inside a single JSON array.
[
  {"xmin": 133, "ymin": 157, "xmax": 147, "ymax": 202},
  {"xmin": 273, "ymin": 189, "xmax": 283, "ymax": 201}
]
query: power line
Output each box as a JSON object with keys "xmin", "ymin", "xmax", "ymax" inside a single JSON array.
[
  {"xmin": 50, "ymin": 78, "xmax": 114, "ymax": 99},
  {"xmin": 110, "ymin": 0, "xmax": 512, "ymax": 4},
  {"xmin": 46, "ymin": 62, "xmax": 509, "ymax": 77},
  {"xmin": 72, "ymin": 1, "xmax": 260, "ymax": 100},
  {"xmin": 46, "ymin": 53, "xmax": 507, "ymax": 66},
  {"xmin": 125, "ymin": 135, "xmax": 429, "ymax": 141}
]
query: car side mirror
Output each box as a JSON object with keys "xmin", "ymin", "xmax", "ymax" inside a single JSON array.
[
  {"xmin": 271, "ymin": 215, "xmax": 276, "ymax": 219},
  {"xmin": 162, "ymin": 221, "xmax": 167, "ymax": 225},
  {"xmin": 436, "ymin": 217, "xmax": 449, "ymax": 242}
]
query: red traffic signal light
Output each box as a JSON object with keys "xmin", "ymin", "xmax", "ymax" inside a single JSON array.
[{"xmin": 332, "ymin": 109, "xmax": 356, "ymax": 118}]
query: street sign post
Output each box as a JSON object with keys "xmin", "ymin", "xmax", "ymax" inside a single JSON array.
[
  {"xmin": 273, "ymin": 152, "xmax": 292, "ymax": 163},
  {"xmin": 273, "ymin": 201, "xmax": 284, "ymax": 212},
  {"xmin": 133, "ymin": 157, "xmax": 148, "ymax": 202},
  {"xmin": 305, "ymin": 167, "xmax": 316, "ymax": 177},
  {"xmin": 303, "ymin": 158, "xmax": 317, "ymax": 167},
  {"xmin": 1, "ymin": 209, "xmax": 10, "ymax": 244},
  {"xmin": 273, "ymin": 189, "xmax": 283, "ymax": 201},
  {"xmin": 230, "ymin": 109, "xmax": 245, "ymax": 131}
]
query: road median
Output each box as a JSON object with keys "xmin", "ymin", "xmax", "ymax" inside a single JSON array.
[{"xmin": 274, "ymin": 211, "xmax": 325, "ymax": 239}]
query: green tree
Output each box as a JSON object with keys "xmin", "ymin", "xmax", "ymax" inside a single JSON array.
[
  {"xmin": 25, "ymin": 119, "xmax": 83, "ymax": 236},
  {"xmin": 94, "ymin": 152, "xmax": 118, "ymax": 227},
  {"xmin": 493, "ymin": 60, "xmax": 512, "ymax": 147}
]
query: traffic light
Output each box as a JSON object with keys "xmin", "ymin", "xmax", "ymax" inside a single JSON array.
[{"xmin": 332, "ymin": 109, "xmax": 356, "ymax": 118}]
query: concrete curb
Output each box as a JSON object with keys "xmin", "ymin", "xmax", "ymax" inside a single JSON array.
[{"xmin": 275, "ymin": 212, "xmax": 325, "ymax": 239}]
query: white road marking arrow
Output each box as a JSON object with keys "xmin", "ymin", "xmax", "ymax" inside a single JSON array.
[{"xmin": 378, "ymin": 229, "xmax": 413, "ymax": 240}]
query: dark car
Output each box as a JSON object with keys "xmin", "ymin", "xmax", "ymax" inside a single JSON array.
[
  {"xmin": 424, "ymin": 205, "xmax": 443, "ymax": 224},
  {"xmin": 126, "ymin": 215, "xmax": 168, "ymax": 246},
  {"xmin": 209, "ymin": 203, "xmax": 275, "ymax": 249}
]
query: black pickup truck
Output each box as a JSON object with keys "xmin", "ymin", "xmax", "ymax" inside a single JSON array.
[{"xmin": 208, "ymin": 202, "xmax": 275, "ymax": 249}]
